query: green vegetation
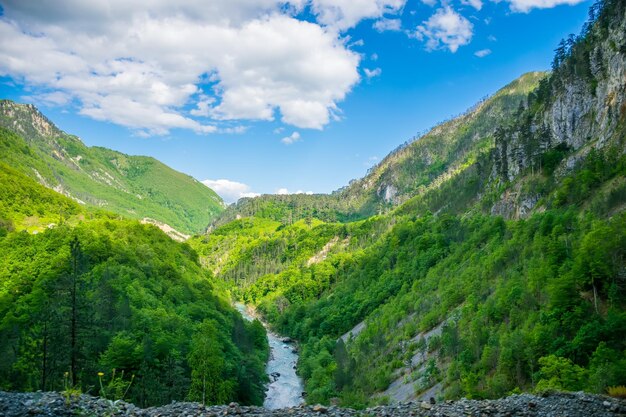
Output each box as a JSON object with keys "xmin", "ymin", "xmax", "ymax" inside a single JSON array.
[
  {"xmin": 0, "ymin": 167, "xmax": 268, "ymax": 407},
  {"xmin": 0, "ymin": 162, "xmax": 83, "ymax": 233},
  {"xmin": 0, "ymin": 104, "xmax": 224, "ymax": 234},
  {"xmin": 1, "ymin": 0, "xmax": 625, "ymax": 410},
  {"xmin": 196, "ymin": 146, "xmax": 626, "ymax": 406},
  {"xmin": 212, "ymin": 72, "xmax": 545, "ymax": 228},
  {"xmin": 192, "ymin": 0, "xmax": 626, "ymax": 408}
]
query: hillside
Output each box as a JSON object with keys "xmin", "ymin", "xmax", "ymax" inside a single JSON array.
[
  {"xmin": 0, "ymin": 0, "xmax": 625, "ymax": 411},
  {"xmin": 0, "ymin": 161, "xmax": 269, "ymax": 407},
  {"xmin": 211, "ymin": 72, "xmax": 545, "ymax": 228},
  {"xmin": 0, "ymin": 101, "xmax": 224, "ymax": 235},
  {"xmin": 193, "ymin": 0, "xmax": 626, "ymax": 408}
]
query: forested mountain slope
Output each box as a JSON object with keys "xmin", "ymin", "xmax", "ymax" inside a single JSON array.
[
  {"xmin": 195, "ymin": 0, "xmax": 626, "ymax": 408},
  {"xmin": 211, "ymin": 72, "xmax": 544, "ymax": 228},
  {"xmin": 0, "ymin": 159, "xmax": 268, "ymax": 407},
  {"xmin": 0, "ymin": 101, "xmax": 224, "ymax": 234}
]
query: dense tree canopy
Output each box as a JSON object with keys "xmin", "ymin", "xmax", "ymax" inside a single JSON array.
[{"xmin": 0, "ymin": 168, "xmax": 268, "ymax": 407}]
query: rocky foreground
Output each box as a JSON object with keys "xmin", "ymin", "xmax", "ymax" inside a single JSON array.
[{"xmin": 1, "ymin": 391, "xmax": 624, "ymax": 417}]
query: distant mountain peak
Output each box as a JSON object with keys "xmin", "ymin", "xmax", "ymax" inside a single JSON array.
[
  {"xmin": 0, "ymin": 99, "xmax": 67, "ymax": 142},
  {"xmin": 0, "ymin": 100, "xmax": 224, "ymax": 234}
]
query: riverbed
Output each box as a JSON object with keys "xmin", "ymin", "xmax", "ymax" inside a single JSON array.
[{"xmin": 235, "ymin": 304, "xmax": 304, "ymax": 409}]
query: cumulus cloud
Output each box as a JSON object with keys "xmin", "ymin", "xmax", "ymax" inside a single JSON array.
[
  {"xmin": 364, "ymin": 68, "xmax": 382, "ymax": 78},
  {"xmin": 461, "ymin": 0, "xmax": 483, "ymax": 10},
  {"xmin": 29, "ymin": 91, "xmax": 73, "ymax": 106},
  {"xmin": 202, "ymin": 179, "xmax": 260, "ymax": 204},
  {"xmin": 276, "ymin": 188, "xmax": 313, "ymax": 195},
  {"xmin": 373, "ymin": 17, "xmax": 402, "ymax": 32},
  {"xmin": 0, "ymin": 0, "xmax": 367, "ymax": 135},
  {"xmin": 505, "ymin": 0, "xmax": 584, "ymax": 12},
  {"xmin": 281, "ymin": 131, "xmax": 301, "ymax": 145},
  {"xmin": 415, "ymin": 7, "xmax": 473, "ymax": 53},
  {"xmin": 365, "ymin": 155, "xmax": 379, "ymax": 166},
  {"xmin": 311, "ymin": 0, "xmax": 407, "ymax": 32},
  {"xmin": 474, "ymin": 48, "xmax": 492, "ymax": 57}
]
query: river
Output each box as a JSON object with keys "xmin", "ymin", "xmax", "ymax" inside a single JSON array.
[{"xmin": 235, "ymin": 304, "xmax": 304, "ymax": 409}]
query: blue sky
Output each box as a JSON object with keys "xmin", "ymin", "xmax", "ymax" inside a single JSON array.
[{"xmin": 0, "ymin": 0, "xmax": 591, "ymax": 203}]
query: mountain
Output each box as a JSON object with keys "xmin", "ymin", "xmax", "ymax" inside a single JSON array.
[
  {"xmin": 0, "ymin": 100, "xmax": 224, "ymax": 235},
  {"xmin": 210, "ymin": 72, "xmax": 546, "ymax": 228},
  {"xmin": 0, "ymin": 0, "xmax": 625, "ymax": 409},
  {"xmin": 0, "ymin": 148, "xmax": 269, "ymax": 407},
  {"xmin": 192, "ymin": 0, "xmax": 626, "ymax": 407}
]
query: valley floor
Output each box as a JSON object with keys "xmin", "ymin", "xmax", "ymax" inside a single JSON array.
[{"xmin": 0, "ymin": 391, "xmax": 623, "ymax": 417}]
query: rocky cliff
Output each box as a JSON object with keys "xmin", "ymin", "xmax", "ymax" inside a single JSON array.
[{"xmin": 493, "ymin": 0, "xmax": 625, "ymax": 185}]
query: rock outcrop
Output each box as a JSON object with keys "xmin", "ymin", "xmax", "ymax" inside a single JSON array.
[{"xmin": 493, "ymin": 2, "xmax": 626, "ymax": 185}]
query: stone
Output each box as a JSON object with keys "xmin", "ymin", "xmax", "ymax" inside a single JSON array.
[{"xmin": 420, "ymin": 401, "xmax": 432, "ymax": 410}]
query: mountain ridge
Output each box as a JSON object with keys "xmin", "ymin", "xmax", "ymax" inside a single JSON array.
[
  {"xmin": 193, "ymin": 0, "xmax": 626, "ymax": 407},
  {"xmin": 209, "ymin": 72, "xmax": 546, "ymax": 229},
  {"xmin": 0, "ymin": 99, "xmax": 224, "ymax": 235}
]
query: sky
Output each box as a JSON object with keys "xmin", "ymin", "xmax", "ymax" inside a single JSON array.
[{"xmin": 0, "ymin": 0, "xmax": 592, "ymax": 203}]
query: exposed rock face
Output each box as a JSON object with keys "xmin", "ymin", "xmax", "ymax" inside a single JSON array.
[
  {"xmin": 1, "ymin": 391, "xmax": 624, "ymax": 417},
  {"xmin": 0, "ymin": 101, "xmax": 63, "ymax": 142},
  {"xmin": 490, "ymin": 186, "xmax": 542, "ymax": 219},
  {"xmin": 488, "ymin": 6, "xmax": 626, "ymax": 219},
  {"xmin": 547, "ymin": 17, "xmax": 626, "ymax": 151},
  {"xmin": 493, "ymin": 7, "xmax": 626, "ymax": 186},
  {"xmin": 378, "ymin": 183, "xmax": 398, "ymax": 204}
]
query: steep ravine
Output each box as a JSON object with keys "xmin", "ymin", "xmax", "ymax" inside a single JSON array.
[{"xmin": 236, "ymin": 304, "xmax": 304, "ymax": 409}]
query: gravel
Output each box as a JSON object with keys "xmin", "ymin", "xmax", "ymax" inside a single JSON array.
[{"xmin": 0, "ymin": 390, "xmax": 624, "ymax": 417}]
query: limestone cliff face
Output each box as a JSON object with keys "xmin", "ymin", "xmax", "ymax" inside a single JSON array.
[
  {"xmin": 545, "ymin": 11, "xmax": 626, "ymax": 150},
  {"xmin": 491, "ymin": 3, "xmax": 626, "ymax": 217}
]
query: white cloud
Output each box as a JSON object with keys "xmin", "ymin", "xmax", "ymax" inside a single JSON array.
[
  {"xmin": 505, "ymin": 0, "xmax": 584, "ymax": 12},
  {"xmin": 276, "ymin": 188, "xmax": 313, "ymax": 195},
  {"xmin": 373, "ymin": 17, "xmax": 402, "ymax": 32},
  {"xmin": 364, "ymin": 68, "xmax": 382, "ymax": 78},
  {"xmin": 415, "ymin": 7, "xmax": 473, "ymax": 53},
  {"xmin": 219, "ymin": 125, "xmax": 248, "ymax": 134},
  {"xmin": 421, "ymin": 0, "xmax": 438, "ymax": 7},
  {"xmin": 29, "ymin": 91, "xmax": 73, "ymax": 106},
  {"xmin": 202, "ymin": 179, "xmax": 260, "ymax": 204},
  {"xmin": 365, "ymin": 155, "xmax": 379, "ymax": 166},
  {"xmin": 0, "ymin": 1, "xmax": 364, "ymax": 135},
  {"xmin": 474, "ymin": 48, "xmax": 492, "ymax": 57},
  {"xmin": 371, "ymin": 53, "xmax": 379, "ymax": 61},
  {"xmin": 311, "ymin": 0, "xmax": 407, "ymax": 32},
  {"xmin": 281, "ymin": 131, "xmax": 301, "ymax": 145},
  {"xmin": 461, "ymin": 0, "xmax": 483, "ymax": 10}
]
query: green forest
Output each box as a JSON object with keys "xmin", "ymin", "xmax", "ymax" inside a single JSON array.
[
  {"xmin": 0, "ymin": 0, "xmax": 625, "ymax": 410},
  {"xmin": 0, "ymin": 106, "xmax": 224, "ymax": 235},
  {"xmin": 191, "ymin": 0, "xmax": 626, "ymax": 407},
  {"xmin": 0, "ymin": 165, "xmax": 268, "ymax": 407}
]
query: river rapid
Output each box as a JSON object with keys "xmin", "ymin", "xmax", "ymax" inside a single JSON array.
[{"xmin": 235, "ymin": 304, "xmax": 304, "ymax": 409}]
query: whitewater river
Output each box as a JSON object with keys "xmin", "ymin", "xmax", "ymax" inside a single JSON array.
[{"xmin": 235, "ymin": 304, "xmax": 304, "ymax": 409}]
